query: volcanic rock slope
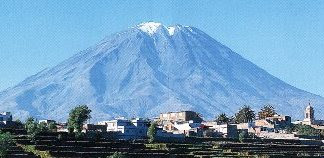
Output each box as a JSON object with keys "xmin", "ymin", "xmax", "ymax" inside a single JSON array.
[{"xmin": 0, "ymin": 22, "xmax": 323, "ymax": 121}]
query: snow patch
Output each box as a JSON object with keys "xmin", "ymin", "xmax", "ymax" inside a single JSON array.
[
  {"xmin": 167, "ymin": 26, "xmax": 176, "ymax": 36},
  {"xmin": 138, "ymin": 22, "xmax": 162, "ymax": 35}
]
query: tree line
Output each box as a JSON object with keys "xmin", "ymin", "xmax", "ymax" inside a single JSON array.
[{"xmin": 215, "ymin": 104, "xmax": 276, "ymax": 124}]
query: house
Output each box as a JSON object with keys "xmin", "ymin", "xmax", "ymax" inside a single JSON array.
[
  {"xmin": 56, "ymin": 122, "xmax": 69, "ymax": 132},
  {"xmin": 39, "ymin": 119, "xmax": 56, "ymax": 124},
  {"xmin": 254, "ymin": 115, "xmax": 291, "ymax": 130},
  {"xmin": 159, "ymin": 111, "xmax": 203, "ymax": 123},
  {"xmin": 173, "ymin": 120, "xmax": 203, "ymax": 137},
  {"xmin": 161, "ymin": 121, "xmax": 176, "ymax": 132},
  {"xmin": 0, "ymin": 112, "xmax": 12, "ymax": 122},
  {"xmin": 203, "ymin": 121, "xmax": 238, "ymax": 138},
  {"xmin": 236, "ymin": 122, "xmax": 254, "ymax": 130},
  {"xmin": 83, "ymin": 124, "xmax": 107, "ymax": 133},
  {"xmin": 98, "ymin": 118, "xmax": 149, "ymax": 139},
  {"xmin": 234, "ymin": 113, "xmax": 291, "ymax": 136},
  {"xmin": 156, "ymin": 128, "xmax": 185, "ymax": 138}
]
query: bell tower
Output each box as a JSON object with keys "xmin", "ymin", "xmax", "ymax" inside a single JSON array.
[{"xmin": 304, "ymin": 102, "xmax": 314, "ymax": 125}]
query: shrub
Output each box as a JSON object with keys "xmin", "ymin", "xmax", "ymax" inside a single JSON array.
[
  {"xmin": 239, "ymin": 130, "xmax": 248, "ymax": 143},
  {"xmin": 0, "ymin": 132, "xmax": 14, "ymax": 157},
  {"xmin": 108, "ymin": 152, "xmax": 127, "ymax": 158},
  {"xmin": 293, "ymin": 124, "xmax": 320, "ymax": 136},
  {"xmin": 20, "ymin": 145, "xmax": 51, "ymax": 158},
  {"xmin": 145, "ymin": 143, "xmax": 168, "ymax": 150}
]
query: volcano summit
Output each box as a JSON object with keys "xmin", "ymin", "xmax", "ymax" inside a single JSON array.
[{"xmin": 0, "ymin": 22, "xmax": 323, "ymax": 121}]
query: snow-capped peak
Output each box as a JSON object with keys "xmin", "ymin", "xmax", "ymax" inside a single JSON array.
[
  {"xmin": 138, "ymin": 22, "xmax": 163, "ymax": 35},
  {"xmin": 137, "ymin": 22, "xmax": 188, "ymax": 36}
]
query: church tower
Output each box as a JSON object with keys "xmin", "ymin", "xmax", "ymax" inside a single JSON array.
[{"xmin": 303, "ymin": 103, "xmax": 314, "ymax": 125}]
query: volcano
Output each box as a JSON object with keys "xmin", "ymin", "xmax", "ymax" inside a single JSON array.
[{"xmin": 0, "ymin": 22, "xmax": 323, "ymax": 121}]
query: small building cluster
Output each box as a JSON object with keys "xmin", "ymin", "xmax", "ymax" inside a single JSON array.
[
  {"xmin": 1, "ymin": 103, "xmax": 323, "ymax": 141},
  {"xmin": 97, "ymin": 118, "xmax": 149, "ymax": 139}
]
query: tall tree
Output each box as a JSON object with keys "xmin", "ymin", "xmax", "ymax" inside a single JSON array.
[
  {"xmin": 215, "ymin": 113, "xmax": 230, "ymax": 124},
  {"xmin": 24, "ymin": 117, "xmax": 40, "ymax": 141},
  {"xmin": 258, "ymin": 105, "xmax": 276, "ymax": 119},
  {"xmin": 147, "ymin": 122, "xmax": 157, "ymax": 143},
  {"xmin": 234, "ymin": 105, "xmax": 255, "ymax": 123},
  {"xmin": 67, "ymin": 105, "xmax": 92, "ymax": 134}
]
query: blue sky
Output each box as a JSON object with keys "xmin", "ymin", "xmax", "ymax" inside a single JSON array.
[{"xmin": 1, "ymin": 1, "xmax": 324, "ymax": 96}]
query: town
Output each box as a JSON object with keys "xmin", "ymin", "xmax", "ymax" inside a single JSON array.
[{"xmin": 0, "ymin": 103, "xmax": 323, "ymax": 157}]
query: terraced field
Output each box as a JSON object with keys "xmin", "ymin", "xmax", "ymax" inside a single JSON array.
[{"xmin": 2, "ymin": 129, "xmax": 324, "ymax": 158}]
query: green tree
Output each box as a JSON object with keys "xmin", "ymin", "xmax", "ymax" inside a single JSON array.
[
  {"xmin": 234, "ymin": 105, "xmax": 255, "ymax": 123},
  {"xmin": 215, "ymin": 113, "xmax": 230, "ymax": 124},
  {"xmin": 48, "ymin": 122, "xmax": 57, "ymax": 132},
  {"xmin": 24, "ymin": 117, "xmax": 35, "ymax": 130},
  {"xmin": 25, "ymin": 117, "xmax": 40, "ymax": 140},
  {"xmin": 0, "ymin": 132, "xmax": 14, "ymax": 157},
  {"xmin": 15, "ymin": 119, "xmax": 24, "ymax": 129},
  {"xmin": 67, "ymin": 105, "xmax": 92, "ymax": 135},
  {"xmin": 258, "ymin": 105, "xmax": 276, "ymax": 119},
  {"xmin": 38, "ymin": 122, "xmax": 49, "ymax": 133},
  {"xmin": 147, "ymin": 122, "xmax": 157, "ymax": 143}
]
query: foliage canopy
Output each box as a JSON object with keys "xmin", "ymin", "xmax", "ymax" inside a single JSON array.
[
  {"xmin": 67, "ymin": 105, "xmax": 92, "ymax": 134},
  {"xmin": 215, "ymin": 113, "xmax": 230, "ymax": 124},
  {"xmin": 147, "ymin": 122, "xmax": 157, "ymax": 143},
  {"xmin": 234, "ymin": 105, "xmax": 255, "ymax": 123},
  {"xmin": 258, "ymin": 105, "xmax": 276, "ymax": 119}
]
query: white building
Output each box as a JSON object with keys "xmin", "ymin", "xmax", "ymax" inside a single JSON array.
[
  {"xmin": 0, "ymin": 112, "xmax": 13, "ymax": 128},
  {"xmin": 202, "ymin": 121, "xmax": 238, "ymax": 138},
  {"xmin": 0, "ymin": 112, "xmax": 12, "ymax": 122},
  {"xmin": 173, "ymin": 120, "xmax": 203, "ymax": 136},
  {"xmin": 98, "ymin": 118, "xmax": 149, "ymax": 139},
  {"xmin": 39, "ymin": 119, "xmax": 56, "ymax": 124},
  {"xmin": 293, "ymin": 103, "xmax": 324, "ymax": 129}
]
